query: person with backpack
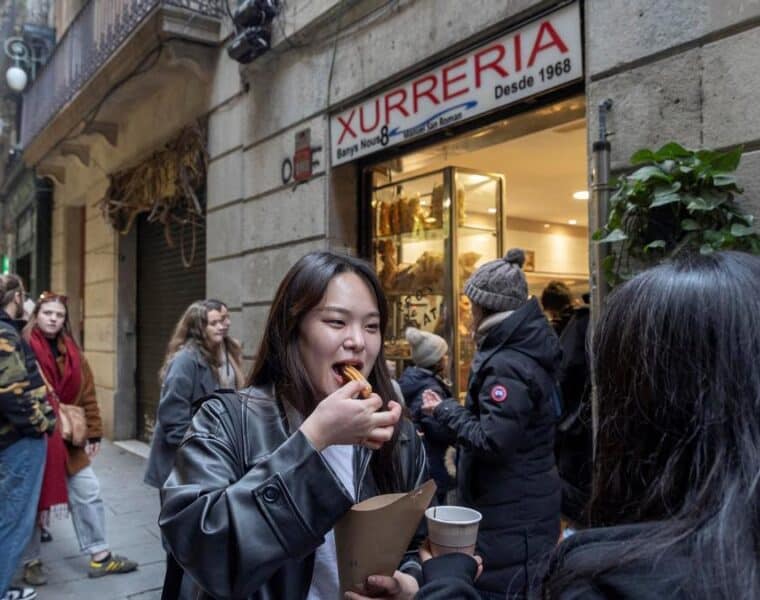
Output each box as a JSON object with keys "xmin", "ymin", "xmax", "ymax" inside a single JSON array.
[{"xmin": 421, "ymin": 249, "xmax": 561, "ymax": 599}]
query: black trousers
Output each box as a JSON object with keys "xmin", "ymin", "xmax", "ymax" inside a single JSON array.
[{"xmin": 161, "ymin": 553, "xmax": 184, "ymax": 600}]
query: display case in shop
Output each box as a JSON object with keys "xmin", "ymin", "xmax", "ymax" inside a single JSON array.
[{"xmin": 371, "ymin": 167, "xmax": 503, "ymax": 399}]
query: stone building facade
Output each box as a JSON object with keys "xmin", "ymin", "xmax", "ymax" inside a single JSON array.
[{"xmin": 16, "ymin": 0, "xmax": 760, "ymax": 439}]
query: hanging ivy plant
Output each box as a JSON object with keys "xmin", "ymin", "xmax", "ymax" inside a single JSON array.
[{"xmin": 594, "ymin": 142, "xmax": 760, "ymax": 285}]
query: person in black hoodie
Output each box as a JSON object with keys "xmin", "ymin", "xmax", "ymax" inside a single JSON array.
[
  {"xmin": 398, "ymin": 327, "xmax": 455, "ymax": 504},
  {"xmin": 421, "ymin": 248, "xmax": 561, "ymax": 599},
  {"xmin": 554, "ymin": 299, "xmax": 593, "ymax": 527},
  {"xmin": 417, "ymin": 251, "xmax": 760, "ymax": 600}
]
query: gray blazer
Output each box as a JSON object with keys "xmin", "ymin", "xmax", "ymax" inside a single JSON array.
[{"xmin": 144, "ymin": 346, "xmax": 219, "ymax": 488}]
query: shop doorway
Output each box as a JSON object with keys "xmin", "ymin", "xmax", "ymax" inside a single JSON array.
[
  {"xmin": 135, "ymin": 216, "xmax": 206, "ymax": 442},
  {"xmin": 365, "ymin": 96, "xmax": 588, "ymax": 398}
]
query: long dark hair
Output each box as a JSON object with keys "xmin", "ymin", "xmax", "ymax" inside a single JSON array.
[
  {"xmin": 160, "ymin": 299, "xmax": 243, "ymax": 386},
  {"xmin": 546, "ymin": 251, "xmax": 760, "ymax": 598},
  {"xmin": 248, "ymin": 250, "xmax": 401, "ymax": 493}
]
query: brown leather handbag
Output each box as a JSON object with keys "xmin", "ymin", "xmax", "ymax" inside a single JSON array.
[
  {"xmin": 59, "ymin": 402, "xmax": 87, "ymax": 446},
  {"xmin": 37, "ymin": 362, "xmax": 87, "ymax": 446}
]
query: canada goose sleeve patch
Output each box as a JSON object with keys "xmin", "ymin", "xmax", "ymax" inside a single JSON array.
[{"xmin": 490, "ymin": 384, "xmax": 508, "ymax": 403}]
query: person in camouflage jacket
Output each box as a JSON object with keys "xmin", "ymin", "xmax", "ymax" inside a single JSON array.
[{"xmin": 0, "ymin": 274, "xmax": 54, "ymax": 600}]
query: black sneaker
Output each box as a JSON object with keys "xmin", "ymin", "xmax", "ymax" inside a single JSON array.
[
  {"xmin": 40, "ymin": 528, "xmax": 52, "ymax": 543},
  {"xmin": 88, "ymin": 553, "xmax": 138, "ymax": 578}
]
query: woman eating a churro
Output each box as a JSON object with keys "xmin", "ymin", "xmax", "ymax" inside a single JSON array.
[{"xmin": 159, "ymin": 251, "xmax": 429, "ymax": 600}]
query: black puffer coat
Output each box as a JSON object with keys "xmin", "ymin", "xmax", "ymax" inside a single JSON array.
[
  {"xmin": 417, "ymin": 522, "xmax": 700, "ymax": 599},
  {"xmin": 431, "ymin": 298, "xmax": 562, "ymax": 597},
  {"xmin": 398, "ymin": 366, "xmax": 456, "ymax": 502}
]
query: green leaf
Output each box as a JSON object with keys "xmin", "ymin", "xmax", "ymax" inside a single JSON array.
[
  {"xmin": 654, "ymin": 142, "xmax": 692, "ymax": 161},
  {"xmin": 699, "ymin": 244, "xmax": 714, "ymax": 255},
  {"xmin": 738, "ymin": 213, "xmax": 754, "ymax": 226},
  {"xmin": 629, "ymin": 166, "xmax": 671, "ymax": 183},
  {"xmin": 712, "ymin": 172, "xmax": 737, "ymax": 187},
  {"xmin": 630, "ymin": 149, "xmax": 657, "ymax": 164},
  {"xmin": 596, "ymin": 228, "xmax": 628, "ymax": 244},
  {"xmin": 681, "ymin": 219, "xmax": 701, "ymax": 231},
  {"xmin": 687, "ymin": 191, "xmax": 727, "ymax": 211},
  {"xmin": 710, "ymin": 146, "xmax": 743, "ymax": 172},
  {"xmin": 731, "ymin": 223, "xmax": 755, "ymax": 237},
  {"xmin": 644, "ymin": 240, "xmax": 666, "ymax": 251},
  {"xmin": 651, "ymin": 193, "xmax": 681, "ymax": 207}
]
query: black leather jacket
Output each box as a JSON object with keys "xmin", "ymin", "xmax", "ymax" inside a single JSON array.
[{"xmin": 159, "ymin": 386, "xmax": 429, "ymax": 599}]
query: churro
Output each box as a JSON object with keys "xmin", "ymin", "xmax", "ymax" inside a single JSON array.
[{"xmin": 341, "ymin": 365, "xmax": 372, "ymax": 398}]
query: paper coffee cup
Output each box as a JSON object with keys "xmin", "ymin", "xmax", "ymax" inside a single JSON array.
[{"xmin": 425, "ymin": 506, "xmax": 482, "ymax": 556}]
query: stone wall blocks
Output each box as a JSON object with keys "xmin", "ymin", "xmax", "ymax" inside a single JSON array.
[
  {"xmin": 84, "ymin": 280, "xmax": 115, "ymax": 317},
  {"xmin": 586, "ymin": 0, "xmax": 760, "ymax": 77},
  {"xmin": 85, "ymin": 218, "xmax": 116, "ymax": 253},
  {"xmin": 241, "ymin": 304, "xmax": 273, "ymax": 360},
  {"xmin": 85, "ymin": 250, "xmax": 117, "ymax": 285},
  {"xmin": 735, "ymin": 149, "xmax": 760, "ymax": 221},
  {"xmin": 242, "ymin": 177, "xmax": 327, "ymax": 250},
  {"xmin": 207, "ymin": 150, "xmax": 244, "ymax": 210},
  {"xmin": 587, "ymin": 50, "xmax": 702, "ymax": 170},
  {"xmin": 206, "ymin": 255, "xmax": 244, "ymax": 306},
  {"xmin": 207, "ymin": 204, "xmax": 244, "ymax": 259},
  {"xmin": 84, "ymin": 317, "xmax": 115, "ymax": 352},
  {"xmin": 208, "ymin": 96, "xmax": 245, "ymax": 159},
  {"xmin": 702, "ymin": 28, "xmax": 760, "ymax": 148},
  {"xmin": 84, "ymin": 351, "xmax": 116, "ymax": 390},
  {"xmin": 242, "ymin": 238, "xmax": 326, "ymax": 304}
]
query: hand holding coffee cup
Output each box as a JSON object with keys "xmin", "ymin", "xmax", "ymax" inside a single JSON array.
[{"xmin": 424, "ymin": 506, "xmax": 483, "ymax": 556}]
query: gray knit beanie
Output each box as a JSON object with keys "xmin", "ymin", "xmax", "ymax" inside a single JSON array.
[
  {"xmin": 405, "ymin": 327, "xmax": 448, "ymax": 369},
  {"xmin": 463, "ymin": 248, "xmax": 528, "ymax": 312}
]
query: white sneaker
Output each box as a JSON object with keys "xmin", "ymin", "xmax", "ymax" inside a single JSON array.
[{"xmin": 1, "ymin": 587, "xmax": 37, "ymax": 600}]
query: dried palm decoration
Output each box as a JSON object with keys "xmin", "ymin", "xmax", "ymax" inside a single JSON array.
[{"xmin": 99, "ymin": 121, "xmax": 207, "ymax": 267}]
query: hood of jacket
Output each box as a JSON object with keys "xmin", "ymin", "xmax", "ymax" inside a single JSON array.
[
  {"xmin": 546, "ymin": 522, "xmax": 698, "ymax": 598},
  {"xmin": 474, "ymin": 297, "xmax": 561, "ymax": 376},
  {"xmin": 398, "ymin": 366, "xmax": 450, "ymax": 399}
]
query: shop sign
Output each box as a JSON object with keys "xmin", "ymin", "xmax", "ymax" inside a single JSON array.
[
  {"xmin": 281, "ymin": 128, "xmax": 323, "ymax": 185},
  {"xmin": 330, "ymin": 1, "xmax": 582, "ymax": 165}
]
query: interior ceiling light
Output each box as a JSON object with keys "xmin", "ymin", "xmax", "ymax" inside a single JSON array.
[
  {"xmin": 568, "ymin": 219, "xmax": 578, "ymax": 225},
  {"xmin": 573, "ymin": 190, "xmax": 590, "ymax": 200},
  {"xmin": 487, "ymin": 207, "xmax": 497, "ymax": 214},
  {"xmin": 543, "ymin": 223, "xmax": 551, "ymax": 228}
]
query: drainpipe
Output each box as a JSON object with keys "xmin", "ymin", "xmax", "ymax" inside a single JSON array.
[{"xmin": 589, "ymin": 98, "xmax": 612, "ymax": 450}]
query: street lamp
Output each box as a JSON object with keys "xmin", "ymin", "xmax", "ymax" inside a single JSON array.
[{"xmin": 3, "ymin": 26, "xmax": 55, "ymax": 93}]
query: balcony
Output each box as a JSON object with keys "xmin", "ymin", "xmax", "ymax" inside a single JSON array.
[{"xmin": 21, "ymin": 0, "xmax": 224, "ymax": 167}]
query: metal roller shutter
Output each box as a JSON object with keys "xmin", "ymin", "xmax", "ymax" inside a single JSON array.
[{"xmin": 136, "ymin": 215, "xmax": 206, "ymax": 442}]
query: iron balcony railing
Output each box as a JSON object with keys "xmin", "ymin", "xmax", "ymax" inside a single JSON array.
[{"xmin": 20, "ymin": 0, "xmax": 224, "ymax": 149}]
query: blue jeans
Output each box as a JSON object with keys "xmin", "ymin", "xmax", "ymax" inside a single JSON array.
[{"xmin": 0, "ymin": 436, "xmax": 46, "ymax": 594}]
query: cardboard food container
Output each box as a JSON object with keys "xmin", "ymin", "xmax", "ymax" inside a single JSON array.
[{"xmin": 335, "ymin": 479, "xmax": 437, "ymax": 595}]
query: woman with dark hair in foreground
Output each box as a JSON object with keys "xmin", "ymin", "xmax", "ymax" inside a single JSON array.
[
  {"xmin": 159, "ymin": 251, "xmax": 428, "ymax": 599},
  {"xmin": 417, "ymin": 250, "xmax": 760, "ymax": 599}
]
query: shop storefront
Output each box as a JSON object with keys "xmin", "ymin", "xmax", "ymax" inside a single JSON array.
[
  {"xmin": 331, "ymin": 1, "xmax": 587, "ymax": 397},
  {"xmin": 0, "ymin": 165, "xmax": 52, "ymax": 296}
]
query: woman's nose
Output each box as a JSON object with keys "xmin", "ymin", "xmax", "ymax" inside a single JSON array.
[{"xmin": 343, "ymin": 325, "xmax": 365, "ymax": 351}]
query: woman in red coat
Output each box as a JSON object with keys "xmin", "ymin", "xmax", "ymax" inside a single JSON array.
[{"xmin": 20, "ymin": 292, "xmax": 137, "ymax": 586}]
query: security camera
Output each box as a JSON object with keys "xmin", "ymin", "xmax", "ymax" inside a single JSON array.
[{"xmin": 227, "ymin": 26, "xmax": 271, "ymax": 64}]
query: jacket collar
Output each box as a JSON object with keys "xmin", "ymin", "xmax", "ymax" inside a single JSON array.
[
  {"xmin": 0, "ymin": 308, "xmax": 15, "ymax": 326},
  {"xmin": 470, "ymin": 297, "xmax": 542, "ymax": 375}
]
